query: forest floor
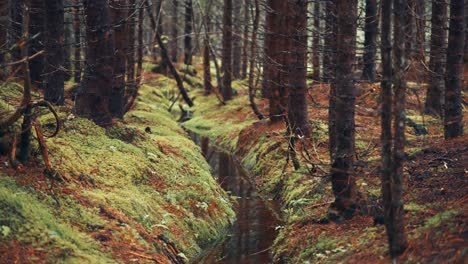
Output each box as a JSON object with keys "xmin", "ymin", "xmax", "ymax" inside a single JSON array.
[
  {"xmin": 0, "ymin": 67, "xmax": 236, "ymax": 263},
  {"xmin": 182, "ymin": 63, "xmax": 468, "ymax": 263}
]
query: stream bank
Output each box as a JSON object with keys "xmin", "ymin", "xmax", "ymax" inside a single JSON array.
[{"xmin": 0, "ymin": 77, "xmax": 235, "ymax": 263}]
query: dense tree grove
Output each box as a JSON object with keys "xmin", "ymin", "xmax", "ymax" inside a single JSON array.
[{"xmin": 0, "ymin": 0, "xmax": 465, "ymax": 262}]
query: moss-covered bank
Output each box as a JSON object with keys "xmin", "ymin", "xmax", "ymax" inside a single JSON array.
[
  {"xmin": 0, "ymin": 76, "xmax": 235, "ymax": 263},
  {"xmin": 183, "ymin": 79, "xmax": 467, "ymax": 263}
]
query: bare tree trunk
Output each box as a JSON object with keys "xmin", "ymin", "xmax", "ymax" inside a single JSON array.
[
  {"xmin": 0, "ymin": 1, "xmax": 9, "ymax": 80},
  {"xmin": 248, "ymin": 0, "xmax": 263, "ymax": 120},
  {"xmin": 109, "ymin": 0, "xmax": 128, "ymax": 118},
  {"xmin": 44, "ymin": 0, "xmax": 65, "ymax": 105},
  {"xmin": 444, "ymin": 0, "xmax": 465, "ymax": 139},
  {"xmin": 425, "ymin": 0, "xmax": 447, "ymax": 116},
  {"xmin": 126, "ymin": 0, "xmax": 136, "ymax": 88},
  {"xmin": 136, "ymin": 0, "xmax": 144, "ymax": 83},
  {"xmin": 362, "ymin": 0, "xmax": 377, "ymax": 82},
  {"xmin": 171, "ymin": 0, "xmax": 179, "ymax": 62},
  {"xmin": 323, "ymin": 1, "xmax": 336, "ymax": 83},
  {"xmin": 287, "ymin": 0, "xmax": 310, "ymax": 137},
  {"xmin": 387, "ymin": 0, "xmax": 409, "ymax": 256},
  {"xmin": 330, "ymin": 0, "xmax": 358, "ymax": 216},
  {"xmin": 241, "ymin": 0, "xmax": 250, "ymax": 79},
  {"xmin": 73, "ymin": 0, "xmax": 82, "ymax": 83},
  {"xmin": 75, "ymin": 0, "xmax": 115, "ymax": 126},
  {"xmin": 10, "ymin": 0, "xmax": 23, "ymax": 62},
  {"xmin": 232, "ymin": 0, "xmax": 242, "ymax": 79},
  {"xmin": 312, "ymin": 1, "xmax": 320, "ymax": 81},
  {"xmin": 184, "ymin": 0, "xmax": 193, "ymax": 65},
  {"xmin": 221, "ymin": 0, "xmax": 233, "ymax": 101},
  {"xmin": 29, "ymin": 0, "xmax": 45, "ymax": 88},
  {"xmin": 203, "ymin": 16, "xmax": 212, "ymax": 95},
  {"xmin": 63, "ymin": 13, "xmax": 72, "ymax": 81}
]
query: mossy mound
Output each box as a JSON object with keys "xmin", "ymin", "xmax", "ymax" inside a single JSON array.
[{"xmin": 0, "ymin": 75, "xmax": 235, "ymax": 263}]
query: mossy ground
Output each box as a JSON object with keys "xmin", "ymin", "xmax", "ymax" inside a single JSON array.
[
  {"xmin": 182, "ymin": 75, "xmax": 467, "ymax": 263},
  {"xmin": 0, "ymin": 67, "xmax": 235, "ymax": 263}
]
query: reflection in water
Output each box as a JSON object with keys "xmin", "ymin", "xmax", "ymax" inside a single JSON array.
[{"xmin": 191, "ymin": 133, "xmax": 279, "ymax": 264}]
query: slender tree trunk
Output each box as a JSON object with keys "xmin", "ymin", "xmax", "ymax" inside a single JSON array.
[
  {"xmin": 330, "ymin": 0, "xmax": 358, "ymax": 216},
  {"xmin": 10, "ymin": 0, "xmax": 23, "ymax": 62},
  {"xmin": 362, "ymin": 0, "xmax": 377, "ymax": 81},
  {"xmin": 221, "ymin": 0, "xmax": 233, "ymax": 101},
  {"xmin": 154, "ymin": 0, "xmax": 168, "ymax": 72},
  {"xmin": 444, "ymin": 0, "xmax": 465, "ymax": 139},
  {"xmin": 287, "ymin": 0, "xmax": 310, "ymax": 137},
  {"xmin": 109, "ymin": 0, "xmax": 128, "ymax": 118},
  {"xmin": 126, "ymin": 0, "xmax": 136, "ymax": 88},
  {"xmin": 171, "ymin": 0, "xmax": 179, "ymax": 62},
  {"xmin": 203, "ymin": 16, "xmax": 212, "ymax": 95},
  {"xmin": 425, "ymin": 0, "xmax": 447, "ymax": 116},
  {"xmin": 380, "ymin": 0, "xmax": 394, "ymax": 256},
  {"xmin": 248, "ymin": 0, "xmax": 263, "ymax": 120},
  {"xmin": 323, "ymin": 1, "xmax": 336, "ymax": 83},
  {"xmin": 136, "ymin": 0, "xmax": 144, "ymax": 83},
  {"xmin": 29, "ymin": 0, "xmax": 45, "ymax": 87},
  {"xmin": 414, "ymin": 0, "xmax": 426, "ymax": 63},
  {"xmin": 387, "ymin": 0, "xmax": 409, "ymax": 256},
  {"xmin": 241, "ymin": 0, "xmax": 250, "ymax": 79},
  {"xmin": 184, "ymin": 0, "xmax": 193, "ymax": 65},
  {"xmin": 232, "ymin": 0, "xmax": 242, "ymax": 79},
  {"xmin": 0, "ymin": 1, "xmax": 9, "ymax": 80},
  {"xmin": 44, "ymin": 0, "xmax": 65, "ymax": 105},
  {"xmin": 312, "ymin": 1, "xmax": 320, "ymax": 81},
  {"xmin": 73, "ymin": 0, "xmax": 82, "ymax": 83},
  {"xmin": 75, "ymin": 0, "xmax": 115, "ymax": 125},
  {"xmin": 63, "ymin": 13, "xmax": 72, "ymax": 81}
]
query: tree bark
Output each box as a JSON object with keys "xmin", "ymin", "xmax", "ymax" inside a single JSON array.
[
  {"xmin": 44, "ymin": 0, "xmax": 65, "ymax": 105},
  {"xmin": 330, "ymin": 0, "xmax": 358, "ymax": 215},
  {"xmin": 203, "ymin": 16, "xmax": 212, "ymax": 95},
  {"xmin": 29, "ymin": 0, "xmax": 45, "ymax": 88},
  {"xmin": 171, "ymin": 0, "xmax": 179, "ymax": 62},
  {"xmin": 109, "ymin": 0, "xmax": 128, "ymax": 118},
  {"xmin": 232, "ymin": 0, "xmax": 242, "ymax": 79},
  {"xmin": 221, "ymin": 0, "xmax": 233, "ymax": 101},
  {"xmin": 126, "ymin": 0, "xmax": 136, "ymax": 89},
  {"xmin": 425, "ymin": 0, "xmax": 447, "ymax": 116},
  {"xmin": 241, "ymin": 0, "xmax": 250, "ymax": 79},
  {"xmin": 75, "ymin": 0, "xmax": 116, "ymax": 126},
  {"xmin": 444, "ymin": 0, "xmax": 465, "ymax": 139},
  {"xmin": 0, "ymin": 0, "xmax": 8, "ymax": 80},
  {"xmin": 312, "ymin": 1, "xmax": 320, "ymax": 81},
  {"xmin": 323, "ymin": 1, "xmax": 336, "ymax": 83},
  {"xmin": 287, "ymin": 0, "xmax": 310, "ymax": 137},
  {"xmin": 136, "ymin": 0, "xmax": 144, "ymax": 84},
  {"xmin": 248, "ymin": 0, "xmax": 263, "ymax": 120},
  {"xmin": 63, "ymin": 12, "xmax": 72, "ymax": 81},
  {"xmin": 10, "ymin": 0, "xmax": 23, "ymax": 62},
  {"xmin": 184, "ymin": 0, "xmax": 193, "ymax": 65},
  {"xmin": 362, "ymin": 0, "xmax": 377, "ymax": 82},
  {"xmin": 73, "ymin": 0, "xmax": 82, "ymax": 83},
  {"xmin": 387, "ymin": 0, "xmax": 409, "ymax": 256}
]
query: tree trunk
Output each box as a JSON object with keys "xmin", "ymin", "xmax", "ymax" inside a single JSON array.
[
  {"xmin": 0, "ymin": 0, "xmax": 8, "ymax": 80},
  {"xmin": 126, "ymin": 0, "xmax": 136, "ymax": 89},
  {"xmin": 248, "ymin": 0, "xmax": 263, "ymax": 120},
  {"xmin": 73, "ymin": 0, "xmax": 82, "ymax": 83},
  {"xmin": 75, "ymin": 0, "xmax": 115, "ymax": 126},
  {"xmin": 444, "ymin": 0, "xmax": 465, "ymax": 139},
  {"xmin": 109, "ymin": 0, "xmax": 128, "ymax": 118},
  {"xmin": 63, "ymin": 13, "xmax": 72, "ymax": 81},
  {"xmin": 264, "ymin": 0, "xmax": 289, "ymax": 122},
  {"xmin": 232, "ymin": 0, "xmax": 242, "ymax": 79},
  {"xmin": 184, "ymin": 0, "xmax": 193, "ymax": 65},
  {"xmin": 241, "ymin": 0, "xmax": 250, "ymax": 79},
  {"xmin": 312, "ymin": 1, "xmax": 320, "ymax": 81},
  {"xmin": 10, "ymin": 0, "xmax": 23, "ymax": 62},
  {"xmin": 29, "ymin": 0, "xmax": 45, "ymax": 88},
  {"xmin": 221, "ymin": 0, "xmax": 233, "ymax": 101},
  {"xmin": 362, "ymin": 0, "xmax": 377, "ymax": 82},
  {"xmin": 203, "ymin": 16, "xmax": 212, "ymax": 95},
  {"xmin": 171, "ymin": 0, "xmax": 179, "ymax": 62},
  {"xmin": 323, "ymin": 1, "xmax": 336, "ymax": 83},
  {"xmin": 153, "ymin": 0, "xmax": 168, "ymax": 72},
  {"xmin": 387, "ymin": 0, "xmax": 409, "ymax": 256},
  {"xmin": 330, "ymin": 0, "xmax": 358, "ymax": 216},
  {"xmin": 44, "ymin": 0, "xmax": 65, "ymax": 105},
  {"xmin": 136, "ymin": 0, "xmax": 144, "ymax": 84},
  {"xmin": 425, "ymin": 0, "xmax": 447, "ymax": 116},
  {"xmin": 287, "ymin": 0, "xmax": 309, "ymax": 137}
]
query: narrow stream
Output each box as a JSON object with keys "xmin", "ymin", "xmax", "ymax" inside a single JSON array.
[{"xmin": 190, "ymin": 133, "xmax": 280, "ymax": 264}]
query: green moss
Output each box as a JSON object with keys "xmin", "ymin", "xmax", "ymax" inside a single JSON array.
[{"xmin": 423, "ymin": 209, "xmax": 459, "ymax": 230}]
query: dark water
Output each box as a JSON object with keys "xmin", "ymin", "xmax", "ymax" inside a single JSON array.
[{"xmin": 190, "ymin": 134, "xmax": 280, "ymax": 264}]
